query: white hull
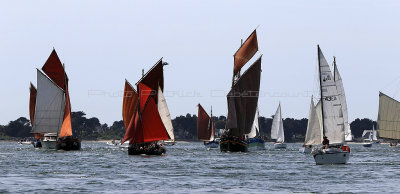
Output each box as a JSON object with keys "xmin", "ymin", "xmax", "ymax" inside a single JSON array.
[
  {"xmin": 162, "ymin": 140, "xmax": 175, "ymax": 146},
  {"xmin": 363, "ymin": 142, "xmax": 373, "ymax": 147},
  {"xmin": 119, "ymin": 141, "xmax": 129, "ymax": 148},
  {"xmin": 299, "ymin": 146, "xmax": 312, "ymax": 154},
  {"xmin": 274, "ymin": 143, "xmax": 287, "ymax": 149},
  {"xmin": 42, "ymin": 140, "xmax": 57, "ymax": 149},
  {"xmin": 19, "ymin": 141, "xmax": 33, "ymax": 145},
  {"xmin": 313, "ymin": 149, "xmax": 350, "ymax": 165}
]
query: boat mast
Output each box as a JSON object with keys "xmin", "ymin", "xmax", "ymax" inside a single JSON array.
[
  {"xmin": 333, "ymin": 56, "xmax": 336, "ymax": 81},
  {"xmin": 317, "ymin": 45, "xmax": 326, "ymax": 138}
]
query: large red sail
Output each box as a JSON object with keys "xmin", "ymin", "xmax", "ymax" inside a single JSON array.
[
  {"xmin": 136, "ymin": 59, "xmax": 164, "ymax": 92},
  {"xmin": 197, "ymin": 104, "xmax": 211, "ymax": 141},
  {"xmin": 134, "ymin": 96, "xmax": 169, "ymax": 143},
  {"xmin": 29, "ymin": 83, "xmax": 37, "ymax": 126},
  {"xmin": 138, "ymin": 82, "xmax": 153, "ymax": 113},
  {"xmin": 122, "ymin": 80, "xmax": 138, "ymax": 130},
  {"xmin": 233, "ymin": 30, "xmax": 258, "ymax": 75},
  {"xmin": 42, "ymin": 49, "xmax": 66, "ymax": 89}
]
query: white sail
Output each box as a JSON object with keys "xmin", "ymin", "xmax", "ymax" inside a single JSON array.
[
  {"xmin": 247, "ymin": 109, "xmax": 259, "ymax": 139},
  {"xmin": 271, "ymin": 104, "xmax": 285, "ymax": 143},
  {"xmin": 318, "ymin": 48, "xmax": 345, "ymax": 144},
  {"xmin": 377, "ymin": 92, "xmax": 400, "ymax": 140},
  {"xmin": 157, "ymin": 86, "xmax": 174, "ymax": 141},
  {"xmin": 334, "ymin": 62, "xmax": 352, "ymax": 141},
  {"xmin": 372, "ymin": 125, "xmax": 377, "ymax": 141},
  {"xmin": 304, "ymin": 97, "xmax": 322, "ymax": 145},
  {"xmin": 32, "ymin": 69, "xmax": 65, "ymax": 134}
]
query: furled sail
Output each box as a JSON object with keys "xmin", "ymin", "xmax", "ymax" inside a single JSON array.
[
  {"xmin": 377, "ymin": 92, "xmax": 400, "ymax": 140},
  {"xmin": 32, "ymin": 69, "xmax": 65, "ymax": 134},
  {"xmin": 197, "ymin": 104, "xmax": 212, "ymax": 141},
  {"xmin": 318, "ymin": 46, "xmax": 345, "ymax": 144},
  {"xmin": 304, "ymin": 97, "xmax": 322, "ymax": 145},
  {"xmin": 29, "ymin": 83, "xmax": 37, "ymax": 126},
  {"xmin": 334, "ymin": 60, "xmax": 352, "ymax": 141},
  {"xmin": 226, "ymin": 56, "xmax": 262, "ymax": 136},
  {"xmin": 233, "ymin": 30, "xmax": 258, "ymax": 75},
  {"xmin": 271, "ymin": 103, "xmax": 285, "ymax": 143},
  {"xmin": 158, "ymin": 86, "xmax": 174, "ymax": 141},
  {"xmin": 247, "ymin": 109, "xmax": 259, "ymax": 139}
]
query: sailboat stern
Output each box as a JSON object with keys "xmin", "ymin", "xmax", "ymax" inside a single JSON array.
[
  {"xmin": 56, "ymin": 136, "xmax": 81, "ymax": 151},
  {"xmin": 219, "ymin": 136, "xmax": 248, "ymax": 152}
]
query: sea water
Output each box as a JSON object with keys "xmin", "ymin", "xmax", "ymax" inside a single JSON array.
[{"xmin": 0, "ymin": 142, "xmax": 399, "ymax": 193}]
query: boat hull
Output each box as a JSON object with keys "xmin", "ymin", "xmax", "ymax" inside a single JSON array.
[
  {"xmin": 248, "ymin": 138, "xmax": 265, "ymax": 151},
  {"xmin": 274, "ymin": 142, "xmax": 287, "ymax": 149},
  {"xmin": 33, "ymin": 140, "xmax": 42, "ymax": 148},
  {"xmin": 363, "ymin": 143, "xmax": 373, "ymax": 147},
  {"xmin": 204, "ymin": 141, "xmax": 219, "ymax": 149},
  {"xmin": 128, "ymin": 144, "xmax": 166, "ymax": 155},
  {"xmin": 56, "ymin": 137, "xmax": 81, "ymax": 151},
  {"xmin": 162, "ymin": 140, "xmax": 175, "ymax": 146},
  {"xmin": 220, "ymin": 136, "xmax": 248, "ymax": 152},
  {"xmin": 313, "ymin": 149, "xmax": 350, "ymax": 165},
  {"xmin": 42, "ymin": 140, "xmax": 57, "ymax": 149}
]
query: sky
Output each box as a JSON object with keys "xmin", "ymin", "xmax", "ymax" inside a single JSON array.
[{"xmin": 1, "ymin": 0, "xmax": 400, "ymax": 125}]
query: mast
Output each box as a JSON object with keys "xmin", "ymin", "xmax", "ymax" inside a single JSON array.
[
  {"xmin": 333, "ymin": 56, "xmax": 337, "ymax": 81},
  {"xmin": 318, "ymin": 45, "xmax": 325, "ymax": 137}
]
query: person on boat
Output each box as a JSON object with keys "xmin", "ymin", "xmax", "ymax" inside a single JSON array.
[{"xmin": 322, "ymin": 136, "xmax": 329, "ymax": 149}]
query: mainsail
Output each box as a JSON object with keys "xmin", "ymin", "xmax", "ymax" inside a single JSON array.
[
  {"xmin": 377, "ymin": 92, "xmax": 400, "ymax": 140},
  {"xmin": 197, "ymin": 104, "xmax": 213, "ymax": 141},
  {"xmin": 318, "ymin": 46, "xmax": 345, "ymax": 144},
  {"xmin": 334, "ymin": 58, "xmax": 352, "ymax": 141},
  {"xmin": 32, "ymin": 69, "xmax": 65, "ymax": 134},
  {"xmin": 304, "ymin": 97, "xmax": 322, "ymax": 145},
  {"xmin": 271, "ymin": 103, "xmax": 285, "ymax": 143},
  {"xmin": 158, "ymin": 86, "xmax": 174, "ymax": 142},
  {"xmin": 226, "ymin": 56, "xmax": 262, "ymax": 137}
]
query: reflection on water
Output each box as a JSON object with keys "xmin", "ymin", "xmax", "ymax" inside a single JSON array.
[{"xmin": 0, "ymin": 142, "xmax": 399, "ymax": 193}]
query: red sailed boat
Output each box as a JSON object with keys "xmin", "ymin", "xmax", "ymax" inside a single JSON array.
[
  {"xmin": 197, "ymin": 104, "xmax": 218, "ymax": 148},
  {"xmin": 121, "ymin": 59, "xmax": 171, "ymax": 155}
]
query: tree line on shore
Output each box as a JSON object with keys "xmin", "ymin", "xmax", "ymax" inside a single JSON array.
[{"xmin": 0, "ymin": 111, "xmax": 376, "ymax": 142}]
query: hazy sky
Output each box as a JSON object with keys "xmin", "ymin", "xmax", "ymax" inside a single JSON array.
[{"xmin": 1, "ymin": 1, "xmax": 400, "ymax": 125}]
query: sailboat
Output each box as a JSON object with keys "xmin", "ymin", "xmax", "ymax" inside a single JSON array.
[
  {"xmin": 334, "ymin": 57, "xmax": 353, "ymax": 141},
  {"xmin": 197, "ymin": 104, "xmax": 219, "ymax": 148},
  {"xmin": 247, "ymin": 109, "xmax": 265, "ymax": 151},
  {"xmin": 121, "ymin": 59, "xmax": 171, "ymax": 155},
  {"xmin": 377, "ymin": 92, "xmax": 400, "ymax": 147},
  {"xmin": 312, "ymin": 45, "xmax": 350, "ymax": 165},
  {"xmin": 30, "ymin": 49, "xmax": 81, "ymax": 150},
  {"xmin": 220, "ymin": 29, "xmax": 262, "ymax": 152},
  {"xmin": 300, "ymin": 96, "xmax": 322, "ymax": 154},
  {"xmin": 271, "ymin": 103, "xmax": 287, "ymax": 149}
]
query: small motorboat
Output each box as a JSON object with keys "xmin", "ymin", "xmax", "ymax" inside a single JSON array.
[
  {"xmin": 274, "ymin": 142, "xmax": 287, "ymax": 149},
  {"xmin": 363, "ymin": 142, "xmax": 373, "ymax": 147},
  {"xmin": 18, "ymin": 139, "xmax": 33, "ymax": 145}
]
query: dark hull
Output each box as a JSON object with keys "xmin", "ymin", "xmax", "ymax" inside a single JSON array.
[
  {"xmin": 56, "ymin": 137, "xmax": 81, "ymax": 151},
  {"xmin": 33, "ymin": 140, "xmax": 42, "ymax": 148},
  {"xmin": 220, "ymin": 136, "xmax": 248, "ymax": 152},
  {"xmin": 128, "ymin": 144, "xmax": 166, "ymax": 155}
]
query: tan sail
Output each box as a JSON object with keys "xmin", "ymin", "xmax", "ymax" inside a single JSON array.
[{"xmin": 377, "ymin": 92, "xmax": 400, "ymax": 140}]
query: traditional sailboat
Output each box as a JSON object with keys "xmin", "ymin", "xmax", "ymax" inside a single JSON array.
[
  {"xmin": 300, "ymin": 96, "xmax": 322, "ymax": 154},
  {"xmin": 30, "ymin": 49, "xmax": 81, "ymax": 150},
  {"xmin": 271, "ymin": 103, "xmax": 287, "ymax": 149},
  {"xmin": 312, "ymin": 45, "xmax": 350, "ymax": 165},
  {"xmin": 197, "ymin": 104, "xmax": 218, "ymax": 148},
  {"xmin": 377, "ymin": 92, "xmax": 400, "ymax": 147},
  {"xmin": 121, "ymin": 59, "xmax": 171, "ymax": 155},
  {"xmin": 220, "ymin": 29, "xmax": 262, "ymax": 152},
  {"xmin": 247, "ymin": 109, "xmax": 265, "ymax": 151},
  {"xmin": 334, "ymin": 57, "xmax": 353, "ymax": 141}
]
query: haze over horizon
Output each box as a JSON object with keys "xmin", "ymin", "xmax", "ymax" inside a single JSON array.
[{"xmin": 1, "ymin": 1, "xmax": 400, "ymax": 125}]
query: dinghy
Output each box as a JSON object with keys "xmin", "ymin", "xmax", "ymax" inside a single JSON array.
[
  {"xmin": 312, "ymin": 46, "xmax": 350, "ymax": 165},
  {"xmin": 121, "ymin": 59, "xmax": 171, "ymax": 155},
  {"xmin": 197, "ymin": 104, "xmax": 219, "ymax": 149},
  {"xmin": 220, "ymin": 29, "xmax": 262, "ymax": 152},
  {"xmin": 271, "ymin": 103, "xmax": 287, "ymax": 149},
  {"xmin": 30, "ymin": 49, "xmax": 81, "ymax": 150}
]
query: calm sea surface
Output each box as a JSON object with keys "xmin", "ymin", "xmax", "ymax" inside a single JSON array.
[{"xmin": 0, "ymin": 141, "xmax": 399, "ymax": 193}]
